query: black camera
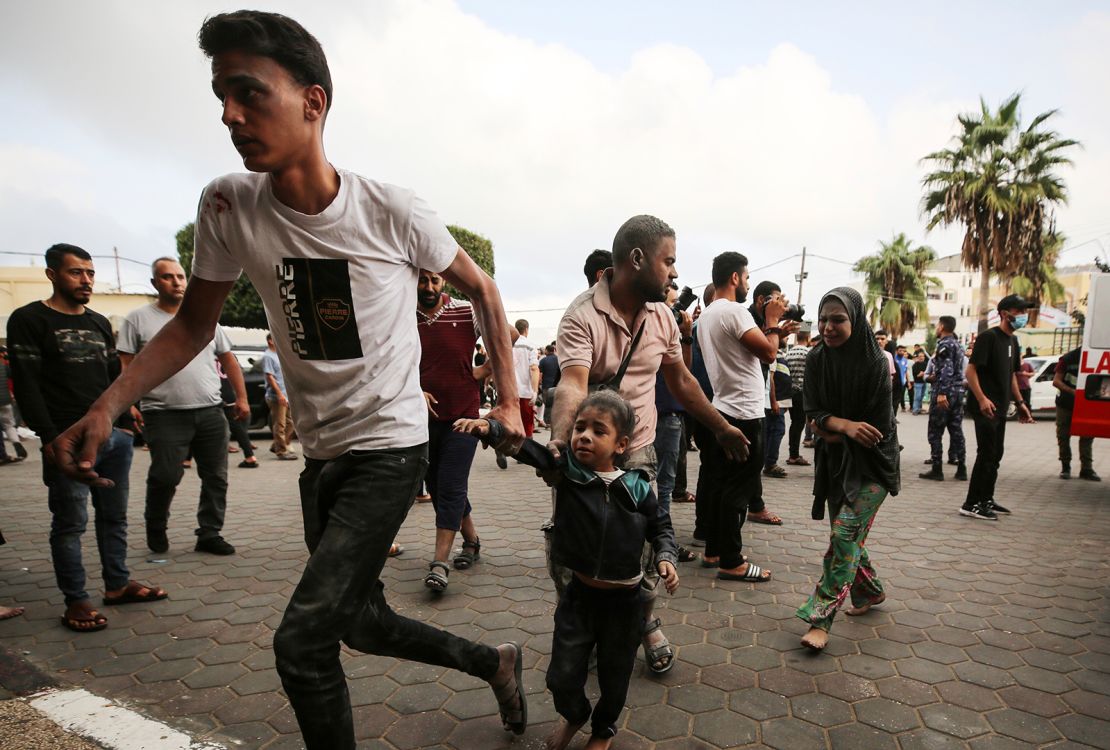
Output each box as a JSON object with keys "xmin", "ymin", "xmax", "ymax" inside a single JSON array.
[
  {"xmin": 782, "ymin": 303, "xmax": 806, "ymax": 322},
  {"xmin": 671, "ymin": 286, "xmax": 697, "ymax": 326}
]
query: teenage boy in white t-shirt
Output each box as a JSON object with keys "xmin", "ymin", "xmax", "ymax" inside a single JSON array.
[
  {"xmin": 696, "ymin": 252, "xmax": 798, "ymax": 583},
  {"xmin": 45, "ymin": 11, "xmax": 527, "ymax": 749}
]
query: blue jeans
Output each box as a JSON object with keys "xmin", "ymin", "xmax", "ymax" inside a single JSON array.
[
  {"xmin": 763, "ymin": 410, "xmax": 786, "ymax": 468},
  {"xmin": 44, "ymin": 428, "xmax": 133, "ymax": 605},
  {"xmin": 274, "ymin": 443, "xmax": 499, "ymax": 750},
  {"xmin": 652, "ymin": 412, "xmax": 684, "ymax": 516},
  {"xmin": 912, "ymin": 383, "xmax": 926, "ymax": 414}
]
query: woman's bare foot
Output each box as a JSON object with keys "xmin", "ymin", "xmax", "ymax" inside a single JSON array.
[
  {"xmin": 545, "ymin": 718, "xmax": 585, "ymax": 750},
  {"xmin": 584, "ymin": 736, "xmax": 614, "ymax": 749},
  {"xmin": 0, "ymin": 605, "xmax": 25, "ymax": 620},
  {"xmin": 846, "ymin": 594, "xmax": 885, "ymax": 616},
  {"xmin": 801, "ymin": 627, "xmax": 829, "ymax": 651}
]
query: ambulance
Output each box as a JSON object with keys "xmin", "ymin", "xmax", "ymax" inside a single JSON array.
[{"xmin": 1072, "ymin": 272, "xmax": 1110, "ymax": 439}]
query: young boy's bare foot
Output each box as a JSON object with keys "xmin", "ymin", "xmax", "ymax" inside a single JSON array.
[
  {"xmin": 490, "ymin": 642, "xmax": 527, "ymax": 734},
  {"xmin": 846, "ymin": 594, "xmax": 885, "ymax": 616},
  {"xmin": 0, "ymin": 605, "xmax": 25, "ymax": 620},
  {"xmin": 544, "ymin": 718, "xmax": 585, "ymax": 750},
  {"xmin": 584, "ymin": 736, "xmax": 613, "ymax": 749},
  {"xmin": 801, "ymin": 627, "xmax": 829, "ymax": 651}
]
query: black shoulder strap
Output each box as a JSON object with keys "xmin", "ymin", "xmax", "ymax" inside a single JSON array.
[{"xmin": 607, "ymin": 320, "xmax": 646, "ymax": 391}]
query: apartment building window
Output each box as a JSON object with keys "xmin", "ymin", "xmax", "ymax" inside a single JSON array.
[{"xmin": 944, "ymin": 292, "xmax": 955, "ymax": 302}]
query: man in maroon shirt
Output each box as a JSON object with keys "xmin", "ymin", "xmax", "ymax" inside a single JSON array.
[{"xmin": 417, "ymin": 270, "xmax": 486, "ymax": 592}]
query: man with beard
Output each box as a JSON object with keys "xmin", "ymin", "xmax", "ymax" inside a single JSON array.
[
  {"xmin": 8, "ymin": 243, "xmax": 166, "ymax": 633},
  {"xmin": 416, "ymin": 269, "xmax": 486, "ymax": 592},
  {"xmin": 550, "ymin": 215, "xmax": 750, "ymax": 675}
]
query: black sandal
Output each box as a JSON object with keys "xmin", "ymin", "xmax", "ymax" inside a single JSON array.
[
  {"xmin": 424, "ymin": 561, "xmax": 450, "ymax": 592},
  {"xmin": 642, "ymin": 618, "xmax": 675, "ymax": 674},
  {"xmin": 454, "ymin": 538, "xmax": 481, "ymax": 570}
]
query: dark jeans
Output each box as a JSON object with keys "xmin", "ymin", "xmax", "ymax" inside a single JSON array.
[
  {"xmin": 427, "ymin": 420, "xmax": 479, "ymax": 531},
  {"xmin": 692, "ymin": 420, "xmax": 713, "ymax": 542},
  {"xmin": 44, "ymin": 428, "xmax": 133, "ymax": 605},
  {"xmin": 547, "ymin": 577, "xmax": 642, "ymax": 739},
  {"xmin": 274, "ymin": 444, "xmax": 499, "ymax": 750},
  {"xmin": 787, "ymin": 401, "xmax": 807, "ymax": 458},
  {"xmin": 763, "ymin": 409, "xmax": 785, "ymax": 468},
  {"xmin": 143, "ymin": 406, "xmax": 229, "ymax": 540},
  {"xmin": 225, "ymin": 406, "xmax": 254, "ymax": 459},
  {"xmin": 701, "ymin": 413, "xmax": 763, "ymax": 569},
  {"xmin": 673, "ymin": 416, "xmax": 690, "ymax": 499},
  {"xmin": 966, "ymin": 411, "xmax": 1007, "ymax": 508}
]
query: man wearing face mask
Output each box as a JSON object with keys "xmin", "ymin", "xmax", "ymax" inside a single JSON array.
[{"xmin": 960, "ymin": 295, "xmax": 1034, "ymax": 520}]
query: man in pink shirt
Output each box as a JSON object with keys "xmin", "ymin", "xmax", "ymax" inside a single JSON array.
[{"xmin": 550, "ymin": 214, "xmax": 750, "ymax": 675}]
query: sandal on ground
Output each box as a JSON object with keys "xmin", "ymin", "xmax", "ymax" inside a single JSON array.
[
  {"xmin": 677, "ymin": 546, "xmax": 697, "ymax": 563},
  {"xmin": 415, "ymin": 493, "xmax": 432, "ymax": 503},
  {"xmin": 228, "ymin": 446, "xmax": 240, "ymax": 453},
  {"xmin": 102, "ymin": 581, "xmax": 168, "ymax": 606},
  {"xmin": 785, "ymin": 456, "xmax": 810, "ymax": 466},
  {"xmin": 492, "ymin": 642, "xmax": 527, "ymax": 734},
  {"xmin": 238, "ymin": 459, "xmax": 259, "ymax": 469},
  {"xmin": 672, "ymin": 491, "xmax": 696, "ymax": 503},
  {"xmin": 388, "ymin": 543, "xmax": 404, "ymax": 557},
  {"xmin": 846, "ymin": 594, "xmax": 886, "ymax": 616},
  {"xmin": 762, "ymin": 465, "xmax": 788, "ymax": 478},
  {"xmin": 61, "ymin": 602, "xmax": 108, "ymax": 632},
  {"xmin": 642, "ymin": 618, "xmax": 675, "ymax": 674},
  {"xmin": 424, "ymin": 561, "xmax": 450, "ymax": 592},
  {"xmin": 717, "ymin": 562, "xmax": 771, "ymax": 582},
  {"xmin": 454, "ymin": 538, "xmax": 481, "ymax": 570},
  {"xmin": 747, "ymin": 511, "xmax": 783, "ymax": 525}
]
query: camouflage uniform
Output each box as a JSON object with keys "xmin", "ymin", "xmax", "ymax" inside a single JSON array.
[{"xmin": 927, "ymin": 335, "xmax": 966, "ymax": 465}]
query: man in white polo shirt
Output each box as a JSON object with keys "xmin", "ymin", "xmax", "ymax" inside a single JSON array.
[{"xmin": 46, "ymin": 11, "xmax": 527, "ymax": 749}]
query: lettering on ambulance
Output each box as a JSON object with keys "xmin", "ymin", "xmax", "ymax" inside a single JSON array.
[
  {"xmin": 1079, "ymin": 350, "xmax": 1110, "ymax": 375},
  {"xmin": 274, "ymin": 258, "xmax": 363, "ymax": 361}
]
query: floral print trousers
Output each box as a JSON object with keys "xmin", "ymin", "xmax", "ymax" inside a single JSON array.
[{"xmin": 796, "ymin": 484, "xmax": 887, "ymax": 631}]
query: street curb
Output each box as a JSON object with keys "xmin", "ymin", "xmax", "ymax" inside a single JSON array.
[{"xmin": 0, "ymin": 643, "xmax": 58, "ymax": 696}]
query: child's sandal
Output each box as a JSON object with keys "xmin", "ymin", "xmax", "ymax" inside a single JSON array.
[
  {"xmin": 454, "ymin": 538, "xmax": 481, "ymax": 570},
  {"xmin": 424, "ymin": 561, "xmax": 450, "ymax": 592}
]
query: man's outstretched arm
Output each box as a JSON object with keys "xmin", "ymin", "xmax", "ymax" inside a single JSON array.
[
  {"xmin": 46, "ymin": 277, "xmax": 235, "ymax": 484},
  {"xmin": 440, "ymin": 248, "xmax": 524, "ymax": 453}
]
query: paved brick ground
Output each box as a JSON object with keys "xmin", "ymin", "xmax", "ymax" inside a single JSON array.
[{"xmin": 0, "ymin": 416, "xmax": 1107, "ymax": 749}]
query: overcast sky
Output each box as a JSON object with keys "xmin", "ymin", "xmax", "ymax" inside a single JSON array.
[{"xmin": 4, "ymin": 1, "xmax": 1109, "ymax": 342}]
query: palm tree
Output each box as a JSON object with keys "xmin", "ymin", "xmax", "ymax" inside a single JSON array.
[
  {"xmin": 1011, "ymin": 230, "xmax": 1067, "ymax": 325},
  {"xmin": 853, "ymin": 233, "xmax": 939, "ymax": 339},
  {"xmin": 920, "ymin": 94, "xmax": 1078, "ymax": 332}
]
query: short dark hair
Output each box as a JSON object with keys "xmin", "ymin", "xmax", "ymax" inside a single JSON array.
[
  {"xmin": 711, "ymin": 252, "xmax": 748, "ymax": 288},
  {"xmin": 575, "ymin": 390, "xmax": 636, "ymax": 465},
  {"xmin": 45, "ymin": 243, "xmax": 92, "ymax": 271},
  {"xmin": 544, "ymin": 345, "xmax": 555, "ymax": 355},
  {"xmin": 875, "ymin": 329, "xmax": 889, "ymax": 337},
  {"xmin": 514, "ymin": 319, "xmax": 529, "ymax": 334},
  {"xmin": 938, "ymin": 316, "xmax": 956, "ymax": 333},
  {"xmin": 583, "ymin": 249, "xmax": 612, "ymax": 286},
  {"xmin": 612, "ymin": 215, "xmax": 674, "ymax": 266},
  {"xmin": 198, "ymin": 11, "xmax": 334, "ymax": 113},
  {"xmin": 752, "ymin": 280, "xmax": 781, "ymax": 301}
]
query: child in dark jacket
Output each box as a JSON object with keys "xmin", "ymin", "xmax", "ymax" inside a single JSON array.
[{"xmin": 456, "ymin": 390, "xmax": 679, "ymax": 750}]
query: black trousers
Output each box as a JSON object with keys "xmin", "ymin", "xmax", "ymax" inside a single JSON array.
[
  {"xmin": 701, "ymin": 413, "xmax": 764, "ymax": 569},
  {"xmin": 787, "ymin": 401, "xmax": 807, "ymax": 458},
  {"xmin": 965, "ymin": 412, "xmax": 1007, "ymax": 508},
  {"xmin": 547, "ymin": 577, "xmax": 642, "ymax": 739}
]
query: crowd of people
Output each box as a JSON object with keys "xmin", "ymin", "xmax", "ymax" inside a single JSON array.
[{"xmin": 0, "ymin": 10, "xmax": 1101, "ymax": 750}]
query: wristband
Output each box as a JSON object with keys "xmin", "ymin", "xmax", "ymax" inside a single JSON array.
[
  {"xmin": 763, "ymin": 326, "xmax": 783, "ymax": 337},
  {"xmin": 680, "ymin": 336, "xmax": 694, "ymax": 345}
]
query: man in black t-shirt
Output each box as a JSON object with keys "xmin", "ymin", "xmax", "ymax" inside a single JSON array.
[
  {"xmin": 1052, "ymin": 348, "xmax": 1100, "ymax": 481},
  {"xmin": 960, "ymin": 295, "xmax": 1034, "ymax": 520},
  {"xmin": 7, "ymin": 244, "xmax": 167, "ymax": 633}
]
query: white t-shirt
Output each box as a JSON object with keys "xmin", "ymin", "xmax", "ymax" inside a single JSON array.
[
  {"xmin": 513, "ymin": 335, "xmax": 537, "ymax": 399},
  {"xmin": 191, "ymin": 170, "xmax": 458, "ymax": 459},
  {"xmin": 697, "ymin": 299, "xmax": 764, "ymax": 421},
  {"xmin": 117, "ymin": 304, "xmax": 232, "ymax": 412}
]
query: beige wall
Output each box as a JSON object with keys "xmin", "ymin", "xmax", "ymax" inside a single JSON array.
[{"xmin": 0, "ymin": 266, "xmax": 154, "ymax": 338}]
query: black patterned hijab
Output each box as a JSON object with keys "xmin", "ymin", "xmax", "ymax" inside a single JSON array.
[{"xmin": 803, "ymin": 287, "xmax": 900, "ymax": 517}]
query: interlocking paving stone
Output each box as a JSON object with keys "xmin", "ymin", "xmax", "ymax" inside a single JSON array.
[{"xmin": 0, "ymin": 423, "xmax": 1106, "ymax": 748}]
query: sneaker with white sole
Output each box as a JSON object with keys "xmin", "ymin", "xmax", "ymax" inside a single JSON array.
[
  {"xmin": 959, "ymin": 503, "xmax": 998, "ymax": 520},
  {"xmin": 989, "ymin": 501, "xmax": 1011, "ymax": 515}
]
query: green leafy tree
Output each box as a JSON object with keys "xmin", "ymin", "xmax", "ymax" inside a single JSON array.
[
  {"xmin": 1010, "ymin": 230, "xmax": 1066, "ymax": 325},
  {"xmin": 921, "ymin": 93, "xmax": 1078, "ymax": 332},
  {"xmin": 176, "ymin": 223, "xmax": 267, "ymax": 329},
  {"xmin": 444, "ymin": 225, "xmax": 495, "ymax": 299},
  {"xmin": 853, "ymin": 233, "xmax": 939, "ymax": 339}
]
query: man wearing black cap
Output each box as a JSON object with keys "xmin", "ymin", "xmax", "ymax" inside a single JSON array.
[{"xmin": 960, "ymin": 295, "xmax": 1034, "ymax": 520}]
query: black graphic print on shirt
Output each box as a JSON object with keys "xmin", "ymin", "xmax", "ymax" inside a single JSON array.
[
  {"xmin": 275, "ymin": 258, "xmax": 364, "ymax": 361},
  {"xmin": 55, "ymin": 329, "xmax": 109, "ymax": 364}
]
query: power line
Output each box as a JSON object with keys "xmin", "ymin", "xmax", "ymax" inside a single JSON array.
[{"xmin": 0, "ymin": 250, "xmax": 151, "ymax": 267}]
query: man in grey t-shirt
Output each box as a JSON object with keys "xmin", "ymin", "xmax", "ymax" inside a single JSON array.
[{"xmin": 118, "ymin": 258, "xmax": 249, "ymax": 555}]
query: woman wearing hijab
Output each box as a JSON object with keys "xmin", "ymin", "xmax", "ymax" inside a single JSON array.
[{"xmin": 797, "ymin": 287, "xmax": 900, "ymax": 651}]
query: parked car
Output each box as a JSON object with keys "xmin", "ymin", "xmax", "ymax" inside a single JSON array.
[
  {"xmin": 231, "ymin": 347, "xmax": 271, "ymax": 432},
  {"xmin": 1007, "ymin": 356, "xmax": 1057, "ymax": 419}
]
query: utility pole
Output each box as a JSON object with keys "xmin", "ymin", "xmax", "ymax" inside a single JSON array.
[
  {"xmin": 113, "ymin": 246, "xmax": 122, "ymax": 293},
  {"xmin": 795, "ymin": 245, "xmax": 808, "ymax": 303}
]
